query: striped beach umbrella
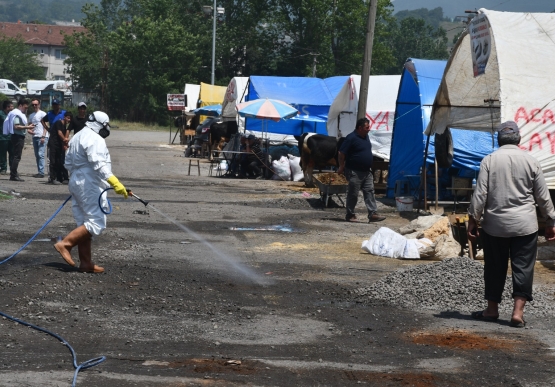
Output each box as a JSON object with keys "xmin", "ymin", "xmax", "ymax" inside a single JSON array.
[{"xmin": 236, "ymin": 99, "xmax": 298, "ymax": 122}]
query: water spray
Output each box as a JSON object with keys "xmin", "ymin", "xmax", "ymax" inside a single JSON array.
[{"xmin": 124, "ymin": 190, "xmax": 270, "ymax": 285}]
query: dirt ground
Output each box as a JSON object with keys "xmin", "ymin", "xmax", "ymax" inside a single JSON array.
[{"xmin": 1, "ymin": 130, "xmax": 555, "ymax": 387}]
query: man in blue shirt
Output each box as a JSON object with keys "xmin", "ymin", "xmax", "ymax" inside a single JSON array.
[
  {"xmin": 337, "ymin": 118, "xmax": 385, "ymax": 223},
  {"xmin": 40, "ymin": 99, "xmax": 66, "ymax": 136}
]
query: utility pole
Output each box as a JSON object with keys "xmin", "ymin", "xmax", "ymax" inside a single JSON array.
[
  {"xmin": 211, "ymin": 0, "xmax": 216, "ymax": 85},
  {"xmin": 310, "ymin": 53, "xmax": 319, "ymax": 77},
  {"xmin": 357, "ymin": 0, "xmax": 378, "ymax": 120}
]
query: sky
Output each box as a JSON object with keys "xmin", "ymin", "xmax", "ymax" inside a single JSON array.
[{"xmin": 391, "ymin": 0, "xmax": 554, "ymax": 18}]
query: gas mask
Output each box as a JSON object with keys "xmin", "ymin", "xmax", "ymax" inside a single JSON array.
[{"xmin": 86, "ymin": 111, "xmax": 111, "ymax": 138}]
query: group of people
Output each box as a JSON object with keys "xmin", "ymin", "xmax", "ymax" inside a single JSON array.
[
  {"xmin": 2, "ymin": 97, "xmax": 128, "ymax": 273},
  {"xmin": 0, "ymin": 98, "xmax": 89, "ymax": 183},
  {"xmin": 221, "ymin": 134, "xmax": 265, "ymax": 179}
]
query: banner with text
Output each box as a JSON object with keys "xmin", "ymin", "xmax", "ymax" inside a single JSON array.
[
  {"xmin": 167, "ymin": 94, "xmax": 186, "ymax": 111},
  {"xmin": 469, "ymin": 14, "xmax": 491, "ymax": 77}
]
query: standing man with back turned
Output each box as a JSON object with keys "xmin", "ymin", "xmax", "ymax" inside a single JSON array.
[
  {"xmin": 468, "ymin": 121, "xmax": 555, "ymax": 328},
  {"xmin": 337, "ymin": 118, "xmax": 385, "ymax": 223}
]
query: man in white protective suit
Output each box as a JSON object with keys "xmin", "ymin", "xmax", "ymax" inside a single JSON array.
[{"xmin": 54, "ymin": 111, "xmax": 128, "ymax": 273}]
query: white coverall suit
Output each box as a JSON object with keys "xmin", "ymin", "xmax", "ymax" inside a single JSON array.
[{"xmin": 64, "ymin": 126, "xmax": 112, "ymax": 236}]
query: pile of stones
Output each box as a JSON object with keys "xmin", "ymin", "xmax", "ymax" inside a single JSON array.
[{"xmin": 354, "ymin": 257, "xmax": 555, "ymax": 316}]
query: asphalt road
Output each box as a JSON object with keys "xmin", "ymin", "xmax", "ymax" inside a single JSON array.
[{"xmin": 1, "ymin": 130, "xmax": 555, "ymax": 386}]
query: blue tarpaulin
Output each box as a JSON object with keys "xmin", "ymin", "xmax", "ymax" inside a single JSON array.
[
  {"xmin": 245, "ymin": 75, "xmax": 349, "ymax": 135},
  {"xmin": 386, "ymin": 59, "xmax": 498, "ymax": 198}
]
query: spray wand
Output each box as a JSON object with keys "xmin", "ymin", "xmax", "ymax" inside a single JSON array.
[{"xmin": 127, "ymin": 190, "xmax": 149, "ymax": 207}]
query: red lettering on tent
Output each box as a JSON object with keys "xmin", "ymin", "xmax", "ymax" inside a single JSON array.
[
  {"xmin": 514, "ymin": 107, "xmax": 529, "ymax": 123},
  {"xmin": 367, "ymin": 112, "xmax": 382, "ymax": 129},
  {"xmin": 529, "ymin": 133, "xmax": 542, "ymax": 151},
  {"xmin": 375, "ymin": 112, "xmax": 390, "ymax": 131},
  {"xmin": 546, "ymin": 132, "xmax": 555, "ymax": 154},
  {"xmin": 367, "ymin": 112, "xmax": 390, "ymax": 131},
  {"xmin": 543, "ymin": 109, "xmax": 555, "ymax": 124},
  {"xmin": 529, "ymin": 108, "xmax": 542, "ymax": 123}
]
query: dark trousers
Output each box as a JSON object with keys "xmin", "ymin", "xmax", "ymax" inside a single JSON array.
[
  {"xmin": 345, "ymin": 168, "xmax": 378, "ymax": 220},
  {"xmin": 0, "ymin": 138, "xmax": 12, "ymax": 172},
  {"xmin": 10, "ymin": 134, "xmax": 25, "ymax": 179},
  {"xmin": 241, "ymin": 159, "xmax": 261, "ymax": 177},
  {"xmin": 48, "ymin": 145, "xmax": 67, "ymax": 182},
  {"xmin": 482, "ymin": 230, "xmax": 538, "ymax": 303}
]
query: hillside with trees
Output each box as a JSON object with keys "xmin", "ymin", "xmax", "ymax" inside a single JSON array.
[{"xmin": 0, "ymin": 0, "xmax": 98, "ymax": 24}]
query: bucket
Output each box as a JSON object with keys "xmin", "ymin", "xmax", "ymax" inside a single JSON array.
[{"xmin": 395, "ymin": 196, "xmax": 413, "ymax": 212}]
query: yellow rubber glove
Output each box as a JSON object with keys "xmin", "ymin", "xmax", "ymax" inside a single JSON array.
[{"xmin": 107, "ymin": 175, "xmax": 128, "ymax": 199}]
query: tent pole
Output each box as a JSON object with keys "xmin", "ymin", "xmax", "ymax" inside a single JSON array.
[
  {"xmin": 418, "ymin": 131, "xmax": 432, "ymax": 212},
  {"xmin": 435, "ymin": 157, "xmax": 439, "ymax": 211}
]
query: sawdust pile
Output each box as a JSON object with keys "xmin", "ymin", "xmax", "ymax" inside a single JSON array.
[
  {"xmin": 422, "ymin": 217, "xmax": 450, "ymax": 242},
  {"xmin": 314, "ymin": 173, "xmax": 348, "ymax": 185}
]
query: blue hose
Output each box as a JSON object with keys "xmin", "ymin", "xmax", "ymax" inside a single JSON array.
[
  {"xmin": 1, "ymin": 192, "xmax": 113, "ymax": 386},
  {"xmin": 99, "ymin": 187, "xmax": 114, "ymax": 215}
]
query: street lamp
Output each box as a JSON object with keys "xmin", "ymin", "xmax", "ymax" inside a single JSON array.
[{"xmin": 202, "ymin": 3, "xmax": 225, "ymax": 85}]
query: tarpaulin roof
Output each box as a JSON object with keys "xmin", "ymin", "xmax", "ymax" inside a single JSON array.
[
  {"xmin": 199, "ymin": 82, "xmax": 227, "ymax": 122},
  {"xmin": 387, "ymin": 58, "xmax": 497, "ymax": 198},
  {"xmin": 327, "ymin": 75, "xmax": 401, "ymax": 160},
  {"xmin": 426, "ymin": 9, "xmax": 555, "ymax": 188},
  {"xmin": 245, "ymin": 75, "xmax": 349, "ymax": 135}
]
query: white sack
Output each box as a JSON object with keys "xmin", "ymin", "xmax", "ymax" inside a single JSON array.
[
  {"xmin": 271, "ymin": 156, "xmax": 291, "ymax": 180},
  {"xmin": 288, "ymin": 155, "xmax": 303, "ymax": 181},
  {"xmin": 361, "ymin": 227, "xmax": 420, "ymax": 259}
]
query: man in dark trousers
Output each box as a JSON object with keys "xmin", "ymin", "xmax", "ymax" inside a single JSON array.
[
  {"xmin": 0, "ymin": 100, "xmax": 14, "ymax": 175},
  {"xmin": 468, "ymin": 121, "xmax": 555, "ymax": 328},
  {"xmin": 47, "ymin": 111, "xmax": 72, "ymax": 184},
  {"xmin": 2, "ymin": 98, "xmax": 33, "ymax": 182},
  {"xmin": 337, "ymin": 118, "xmax": 385, "ymax": 223}
]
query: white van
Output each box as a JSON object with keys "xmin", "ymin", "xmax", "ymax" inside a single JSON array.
[
  {"xmin": 0, "ymin": 79, "xmax": 27, "ymax": 99},
  {"xmin": 26, "ymin": 80, "xmax": 72, "ymax": 98}
]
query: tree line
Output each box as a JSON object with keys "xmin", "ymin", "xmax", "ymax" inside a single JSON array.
[{"xmin": 62, "ymin": 1, "xmax": 451, "ymax": 123}]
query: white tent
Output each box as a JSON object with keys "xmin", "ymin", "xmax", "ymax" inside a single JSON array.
[
  {"xmin": 426, "ymin": 9, "xmax": 555, "ymax": 187},
  {"xmin": 183, "ymin": 84, "xmax": 200, "ymax": 112},
  {"xmin": 221, "ymin": 77, "xmax": 248, "ymax": 128},
  {"xmin": 327, "ymin": 75, "xmax": 401, "ymax": 160}
]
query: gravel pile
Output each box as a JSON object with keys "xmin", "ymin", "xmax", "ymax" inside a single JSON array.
[{"xmin": 354, "ymin": 257, "xmax": 555, "ymax": 316}]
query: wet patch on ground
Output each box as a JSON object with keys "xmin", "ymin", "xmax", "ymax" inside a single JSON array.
[{"xmin": 410, "ymin": 329, "xmax": 518, "ymax": 351}]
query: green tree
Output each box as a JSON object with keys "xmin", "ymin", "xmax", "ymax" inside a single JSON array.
[
  {"xmin": 0, "ymin": 35, "xmax": 44, "ymax": 83},
  {"xmin": 394, "ymin": 7, "xmax": 449, "ymax": 28},
  {"xmin": 64, "ymin": 0, "xmax": 202, "ymax": 123},
  {"xmin": 385, "ymin": 17, "xmax": 449, "ymax": 73},
  {"xmin": 268, "ymin": 0, "xmax": 396, "ymax": 77}
]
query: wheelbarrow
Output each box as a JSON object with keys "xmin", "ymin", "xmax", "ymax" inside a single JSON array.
[
  {"xmin": 313, "ymin": 173, "xmax": 348, "ymax": 208},
  {"xmin": 448, "ymin": 214, "xmax": 482, "ymax": 259}
]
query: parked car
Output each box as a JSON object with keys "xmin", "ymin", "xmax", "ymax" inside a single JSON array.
[
  {"xmin": 0, "ymin": 79, "xmax": 27, "ymax": 99},
  {"xmin": 26, "ymin": 80, "xmax": 72, "ymax": 99}
]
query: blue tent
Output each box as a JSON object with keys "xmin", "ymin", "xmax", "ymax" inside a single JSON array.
[
  {"xmin": 386, "ymin": 59, "xmax": 497, "ymax": 198},
  {"xmin": 245, "ymin": 75, "xmax": 349, "ymax": 135}
]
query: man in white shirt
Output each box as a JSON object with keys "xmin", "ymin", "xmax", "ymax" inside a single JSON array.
[
  {"xmin": 27, "ymin": 99, "xmax": 48, "ymax": 178},
  {"xmin": 2, "ymin": 98, "xmax": 34, "ymax": 182}
]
